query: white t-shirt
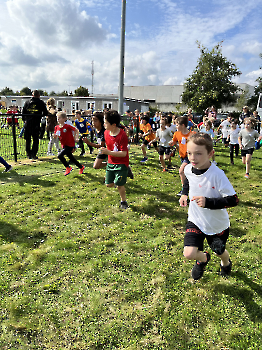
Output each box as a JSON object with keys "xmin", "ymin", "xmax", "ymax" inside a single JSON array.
[
  {"xmin": 184, "ymin": 162, "xmax": 236, "ymax": 235},
  {"xmin": 220, "ymin": 120, "xmax": 231, "ymax": 138},
  {"xmin": 156, "ymin": 127, "xmax": 173, "ymax": 147},
  {"xmin": 166, "ymin": 124, "xmax": 177, "ymax": 134},
  {"xmin": 228, "ymin": 127, "xmax": 240, "ymax": 144}
]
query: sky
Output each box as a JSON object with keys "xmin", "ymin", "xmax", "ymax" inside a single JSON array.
[{"xmin": 0, "ymin": 0, "xmax": 262, "ymax": 95}]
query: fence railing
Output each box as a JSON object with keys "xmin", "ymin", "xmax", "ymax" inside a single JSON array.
[
  {"xmin": 0, "ymin": 114, "xmax": 50, "ymax": 162},
  {"xmin": 0, "ymin": 114, "xmax": 142, "ymax": 162}
]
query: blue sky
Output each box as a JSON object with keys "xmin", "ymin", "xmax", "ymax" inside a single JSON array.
[{"xmin": 0, "ymin": 0, "xmax": 262, "ymax": 95}]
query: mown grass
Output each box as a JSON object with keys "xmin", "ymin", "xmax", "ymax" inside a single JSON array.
[{"xmin": 0, "ymin": 141, "xmax": 262, "ymax": 349}]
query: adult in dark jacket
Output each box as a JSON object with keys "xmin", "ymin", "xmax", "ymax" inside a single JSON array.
[{"xmin": 22, "ymin": 90, "xmax": 48, "ymax": 159}]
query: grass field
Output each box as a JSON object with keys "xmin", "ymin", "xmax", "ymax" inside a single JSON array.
[{"xmin": 0, "ymin": 141, "xmax": 262, "ymax": 349}]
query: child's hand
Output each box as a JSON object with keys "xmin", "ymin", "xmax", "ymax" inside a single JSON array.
[
  {"xmin": 179, "ymin": 195, "xmax": 188, "ymax": 207},
  {"xmin": 192, "ymin": 196, "xmax": 206, "ymax": 208},
  {"xmin": 100, "ymin": 147, "xmax": 108, "ymax": 155}
]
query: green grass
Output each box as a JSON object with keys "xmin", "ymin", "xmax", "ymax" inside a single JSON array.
[{"xmin": 0, "ymin": 142, "xmax": 262, "ymax": 349}]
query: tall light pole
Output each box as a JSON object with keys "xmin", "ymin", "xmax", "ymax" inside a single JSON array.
[
  {"xmin": 118, "ymin": 0, "xmax": 126, "ymax": 115},
  {"xmin": 91, "ymin": 61, "xmax": 94, "ymax": 95}
]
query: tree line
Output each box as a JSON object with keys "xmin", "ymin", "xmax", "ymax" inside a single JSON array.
[{"xmin": 0, "ymin": 86, "xmax": 89, "ymax": 97}]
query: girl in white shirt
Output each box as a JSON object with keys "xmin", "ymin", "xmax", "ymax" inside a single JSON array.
[{"xmin": 227, "ymin": 120, "xmax": 240, "ymax": 164}]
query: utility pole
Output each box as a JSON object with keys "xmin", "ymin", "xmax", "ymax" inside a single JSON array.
[
  {"xmin": 118, "ymin": 0, "xmax": 126, "ymax": 115},
  {"xmin": 91, "ymin": 61, "xmax": 94, "ymax": 95}
]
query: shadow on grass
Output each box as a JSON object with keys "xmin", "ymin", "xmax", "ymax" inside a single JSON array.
[
  {"xmin": 0, "ymin": 170, "xmax": 56, "ymax": 187},
  {"xmin": 0, "ymin": 220, "xmax": 47, "ymax": 248},
  {"xmin": 230, "ymin": 226, "xmax": 246, "ymax": 238},
  {"xmin": 240, "ymin": 201, "xmax": 262, "ymax": 209},
  {"xmin": 215, "ymin": 271, "xmax": 262, "ymax": 322},
  {"xmin": 126, "ymin": 179, "xmax": 187, "ymax": 221}
]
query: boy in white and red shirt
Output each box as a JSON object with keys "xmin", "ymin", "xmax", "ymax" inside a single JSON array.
[
  {"xmin": 100, "ymin": 110, "xmax": 129, "ymax": 209},
  {"xmin": 54, "ymin": 112, "xmax": 85, "ymax": 176}
]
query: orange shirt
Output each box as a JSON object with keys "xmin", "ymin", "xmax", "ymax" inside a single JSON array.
[
  {"xmin": 171, "ymin": 130, "xmax": 195, "ymax": 158},
  {"xmin": 140, "ymin": 123, "xmax": 155, "ymax": 141}
]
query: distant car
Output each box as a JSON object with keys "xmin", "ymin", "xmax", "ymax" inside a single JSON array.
[{"xmin": 213, "ymin": 113, "xmax": 228, "ymax": 127}]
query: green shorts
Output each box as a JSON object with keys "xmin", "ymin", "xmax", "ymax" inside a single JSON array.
[{"xmin": 105, "ymin": 163, "xmax": 128, "ymax": 186}]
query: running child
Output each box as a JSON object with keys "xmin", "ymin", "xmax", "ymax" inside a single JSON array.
[
  {"xmin": 179, "ymin": 133, "xmax": 239, "ymax": 280},
  {"xmin": 83, "ymin": 111, "xmax": 107, "ymax": 169},
  {"xmin": 74, "ymin": 110, "xmax": 92, "ymax": 156},
  {"xmin": 217, "ymin": 114, "xmax": 232, "ymax": 147},
  {"xmin": 149, "ymin": 116, "xmax": 173, "ymax": 171},
  {"xmin": 201, "ymin": 120, "xmax": 216, "ymax": 163},
  {"xmin": 238, "ymin": 117, "xmax": 262, "ymax": 178},
  {"xmin": 169, "ymin": 116, "xmax": 195, "ymax": 196},
  {"xmin": 227, "ymin": 120, "xmax": 240, "ymax": 165},
  {"xmin": 54, "ymin": 112, "xmax": 85, "ymax": 176},
  {"xmin": 100, "ymin": 110, "xmax": 129, "ymax": 209},
  {"xmin": 139, "ymin": 115, "xmax": 158, "ymax": 163}
]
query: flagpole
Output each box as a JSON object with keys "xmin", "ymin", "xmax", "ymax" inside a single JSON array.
[{"xmin": 118, "ymin": 0, "xmax": 126, "ymax": 115}]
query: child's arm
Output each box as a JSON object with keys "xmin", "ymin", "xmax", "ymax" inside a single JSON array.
[
  {"xmin": 149, "ymin": 136, "xmax": 159, "ymax": 145},
  {"xmin": 238, "ymin": 135, "xmax": 242, "ymax": 149},
  {"xmin": 74, "ymin": 128, "xmax": 79, "ymax": 142},
  {"xmin": 83, "ymin": 137, "xmax": 105, "ymax": 148},
  {"xmin": 179, "ymin": 177, "xmax": 189, "ymax": 207},
  {"xmin": 100, "ymin": 148, "xmax": 127, "ymax": 157},
  {"xmin": 192, "ymin": 194, "xmax": 239, "ymax": 209}
]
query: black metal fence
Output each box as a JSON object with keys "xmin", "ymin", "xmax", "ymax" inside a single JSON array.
[
  {"xmin": 0, "ymin": 114, "xmax": 141, "ymax": 162},
  {"xmin": 0, "ymin": 114, "xmax": 50, "ymax": 162}
]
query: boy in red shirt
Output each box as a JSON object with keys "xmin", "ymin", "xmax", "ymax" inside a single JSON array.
[
  {"xmin": 169, "ymin": 116, "xmax": 195, "ymax": 196},
  {"xmin": 54, "ymin": 112, "xmax": 85, "ymax": 176},
  {"xmin": 100, "ymin": 110, "xmax": 129, "ymax": 209}
]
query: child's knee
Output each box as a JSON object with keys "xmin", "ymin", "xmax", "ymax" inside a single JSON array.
[
  {"xmin": 106, "ymin": 183, "xmax": 114, "ymax": 188},
  {"xmin": 183, "ymin": 247, "xmax": 196, "ymax": 260}
]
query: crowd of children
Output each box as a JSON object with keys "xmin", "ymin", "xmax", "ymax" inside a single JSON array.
[{"xmin": 2, "ymin": 105, "xmax": 262, "ymax": 282}]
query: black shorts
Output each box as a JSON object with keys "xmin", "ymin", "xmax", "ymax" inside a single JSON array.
[
  {"xmin": 159, "ymin": 146, "xmax": 171, "ymax": 156},
  {"xmin": 97, "ymin": 153, "xmax": 107, "ymax": 160},
  {"xmin": 241, "ymin": 148, "xmax": 254, "ymax": 157},
  {"xmin": 143, "ymin": 139, "xmax": 158, "ymax": 148},
  {"xmin": 184, "ymin": 221, "xmax": 229, "ymax": 254}
]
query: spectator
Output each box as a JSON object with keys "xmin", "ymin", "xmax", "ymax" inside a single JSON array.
[
  {"xmin": 46, "ymin": 98, "xmax": 61, "ymax": 155},
  {"xmin": 22, "ymin": 90, "xmax": 48, "ymax": 159}
]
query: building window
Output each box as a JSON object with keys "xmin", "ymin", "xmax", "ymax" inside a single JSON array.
[
  {"xmin": 57, "ymin": 100, "xmax": 64, "ymax": 110},
  {"xmin": 87, "ymin": 101, "xmax": 95, "ymax": 111},
  {"xmin": 71, "ymin": 101, "xmax": 79, "ymax": 112},
  {"xmin": 103, "ymin": 102, "xmax": 112, "ymax": 110}
]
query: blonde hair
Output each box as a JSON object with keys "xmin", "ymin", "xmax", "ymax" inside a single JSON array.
[{"xmin": 57, "ymin": 111, "xmax": 67, "ymax": 119}]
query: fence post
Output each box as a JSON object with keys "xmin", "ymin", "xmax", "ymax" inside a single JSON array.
[{"xmin": 11, "ymin": 114, "xmax": 18, "ymax": 162}]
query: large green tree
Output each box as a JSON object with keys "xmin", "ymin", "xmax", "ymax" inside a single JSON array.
[
  {"xmin": 74, "ymin": 86, "xmax": 89, "ymax": 97},
  {"xmin": 182, "ymin": 42, "xmax": 241, "ymax": 113},
  {"xmin": 0, "ymin": 87, "xmax": 15, "ymax": 96},
  {"xmin": 20, "ymin": 87, "xmax": 32, "ymax": 96}
]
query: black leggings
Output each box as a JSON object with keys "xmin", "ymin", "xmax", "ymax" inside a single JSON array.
[
  {"xmin": 58, "ymin": 146, "xmax": 82, "ymax": 168},
  {"xmin": 230, "ymin": 144, "xmax": 239, "ymax": 163}
]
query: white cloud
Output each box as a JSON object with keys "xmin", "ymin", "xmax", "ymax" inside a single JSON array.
[{"xmin": 0, "ymin": 0, "xmax": 262, "ymax": 95}]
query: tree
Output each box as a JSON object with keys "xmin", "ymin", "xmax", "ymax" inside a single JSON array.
[
  {"xmin": 49, "ymin": 91, "xmax": 57, "ymax": 96},
  {"xmin": 247, "ymin": 53, "xmax": 262, "ymax": 110},
  {"xmin": 235, "ymin": 87, "xmax": 251, "ymax": 111},
  {"xmin": 20, "ymin": 87, "xmax": 32, "ymax": 96},
  {"xmin": 57, "ymin": 90, "xmax": 69, "ymax": 96},
  {"xmin": 0, "ymin": 87, "xmax": 15, "ymax": 95},
  {"xmin": 182, "ymin": 42, "xmax": 241, "ymax": 113},
  {"xmin": 74, "ymin": 86, "xmax": 89, "ymax": 97}
]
